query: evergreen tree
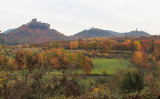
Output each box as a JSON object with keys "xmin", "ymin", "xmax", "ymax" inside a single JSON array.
[{"xmin": 121, "ymin": 71, "xmax": 144, "ymax": 93}]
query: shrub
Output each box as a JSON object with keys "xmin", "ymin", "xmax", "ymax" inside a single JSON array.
[{"xmin": 121, "ymin": 71, "xmax": 144, "ymax": 93}]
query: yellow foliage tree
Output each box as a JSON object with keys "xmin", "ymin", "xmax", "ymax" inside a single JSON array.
[
  {"xmin": 0, "ymin": 55, "xmax": 9, "ymax": 70},
  {"xmin": 9, "ymin": 58, "xmax": 18, "ymax": 70},
  {"xmin": 134, "ymin": 41, "xmax": 141, "ymax": 51}
]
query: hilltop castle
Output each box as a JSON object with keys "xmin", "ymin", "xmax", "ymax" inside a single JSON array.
[{"xmin": 27, "ymin": 18, "xmax": 50, "ymax": 29}]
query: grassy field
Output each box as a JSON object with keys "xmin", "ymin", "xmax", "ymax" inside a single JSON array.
[
  {"xmin": 78, "ymin": 58, "xmax": 136, "ymax": 89},
  {"xmin": 41, "ymin": 58, "xmax": 136, "ymax": 89},
  {"xmin": 43, "ymin": 58, "xmax": 135, "ymax": 79},
  {"xmin": 91, "ymin": 58, "xmax": 135, "ymax": 74},
  {"xmin": 23, "ymin": 47, "xmax": 42, "ymax": 52},
  {"xmin": 67, "ymin": 49, "xmax": 84, "ymax": 53}
]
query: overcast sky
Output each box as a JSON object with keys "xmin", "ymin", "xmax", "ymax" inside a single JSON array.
[{"xmin": 0, "ymin": 0, "xmax": 160, "ymax": 35}]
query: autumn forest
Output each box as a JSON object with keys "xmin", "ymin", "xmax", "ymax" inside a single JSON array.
[
  {"xmin": 2, "ymin": 0, "xmax": 160, "ymax": 98},
  {"xmin": 0, "ymin": 25, "xmax": 160, "ymax": 99}
]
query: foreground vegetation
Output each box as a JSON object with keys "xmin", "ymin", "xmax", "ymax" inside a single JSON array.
[{"xmin": 0, "ymin": 36, "xmax": 160, "ymax": 98}]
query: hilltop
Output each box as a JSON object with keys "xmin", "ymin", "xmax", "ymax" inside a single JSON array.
[
  {"xmin": 123, "ymin": 29, "xmax": 151, "ymax": 36},
  {"xmin": 4, "ymin": 19, "xmax": 71, "ymax": 44},
  {"xmin": 1, "ymin": 19, "xmax": 152, "ymax": 44},
  {"xmin": 74, "ymin": 28, "xmax": 151, "ymax": 39},
  {"xmin": 74, "ymin": 27, "xmax": 121, "ymax": 39}
]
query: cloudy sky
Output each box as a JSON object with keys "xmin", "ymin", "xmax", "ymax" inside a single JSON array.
[{"xmin": 0, "ymin": 0, "xmax": 160, "ymax": 35}]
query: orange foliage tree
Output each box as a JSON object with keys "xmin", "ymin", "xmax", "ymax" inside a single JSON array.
[
  {"xmin": 15, "ymin": 50, "xmax": 27, "ymax": 69},
  {"xmin": 133, "ymin": 51, "xmax": 150, "ymax": 68},
  {"xmin": 43, "ymin": 48, "xmax": 70, "ymax": 76},
  {"xmin": 70, "ymin": 41, "xmax": 79, "ymax": 50},
  {"xmin": 78, "ymin": 53, "xmax": 93, "ymax": 74}
]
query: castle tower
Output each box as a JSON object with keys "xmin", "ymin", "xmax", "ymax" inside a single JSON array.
[{"xmin": 32, "ymin": 18, "xmax": 37, "ymax": 22}]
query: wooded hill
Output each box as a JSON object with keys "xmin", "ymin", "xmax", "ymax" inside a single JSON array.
[
  {"xmin": 1, "ymin": 19, "xmax": 152, "ymax": 44},
  {"xmin": 74, "ymin": 28, "xmax": 151, "ymax": 39},
  {"xmin": 2, "ymin": 19, "xmax": 71, "ymax": 44}
]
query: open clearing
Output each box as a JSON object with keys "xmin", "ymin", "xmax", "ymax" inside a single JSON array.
[
  {"xmin": 43, "ymin": 58, "xmax": 135, "ymax": 80},
  {"xmin": 91, "ymin": 58, "xmax": 135, "ymax": 74}
]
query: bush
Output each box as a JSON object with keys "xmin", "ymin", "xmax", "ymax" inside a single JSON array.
[{"xmin": 121, "ymin": 71, "xmax": 144, "ymax": 93}]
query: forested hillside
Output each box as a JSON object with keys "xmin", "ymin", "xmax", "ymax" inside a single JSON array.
[
  {"xmin": 1, "ymin": 20, "xmax": 152, "ymax": 45},
  {"xmin": 3, "ymin": 19, "xmax": 71, "ymax": 44}
]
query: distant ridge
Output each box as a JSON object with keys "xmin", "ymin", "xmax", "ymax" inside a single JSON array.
[
  {"xmin": 1, "ymin": 19, "xmax": 152, "ymax": 44},
  {"xmin": 3, "ymin": 28, "xmax": 16, "ymax": 34},
  {"xmin": 74, "ymin": 28, "xmax": 151, "ymax": 39},
  {"xmin": 74, "ymin": 27, "xmax": 120, "ymax": 39}
]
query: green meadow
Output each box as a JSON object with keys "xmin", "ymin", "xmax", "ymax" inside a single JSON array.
[{"xmin": 91, "ymin": 58, "xmax": 135, "ymax": 74}]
